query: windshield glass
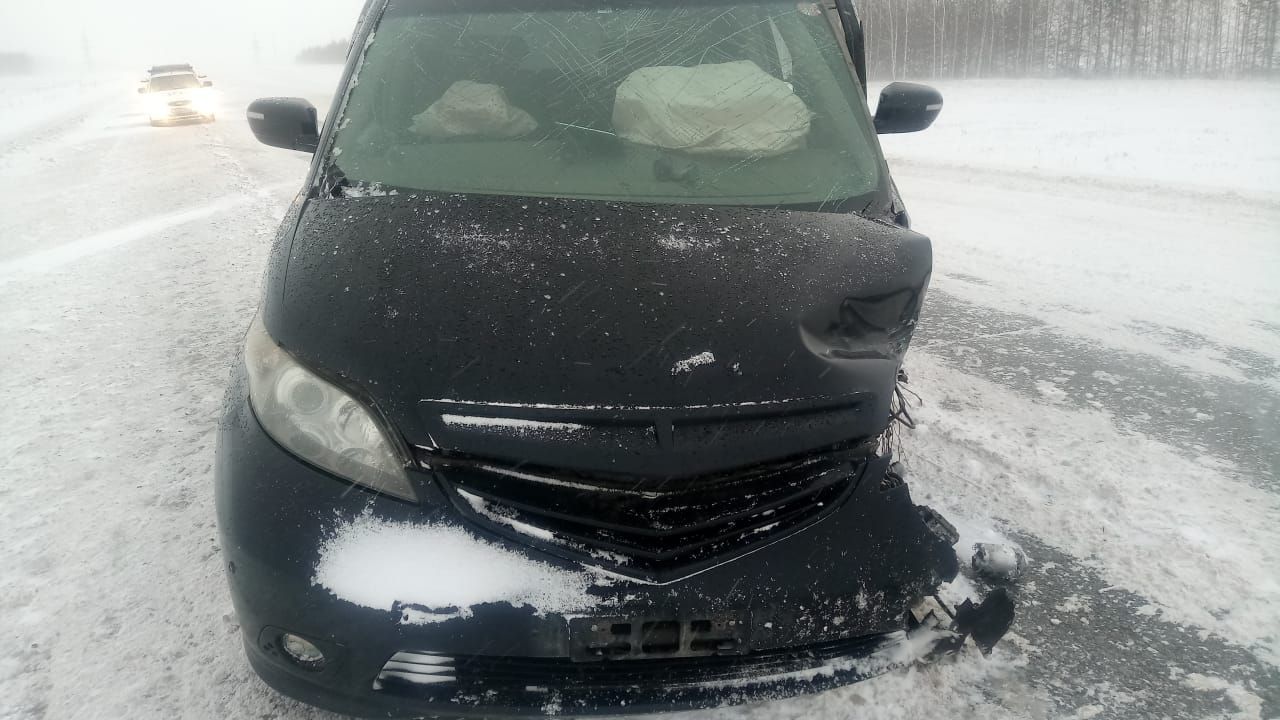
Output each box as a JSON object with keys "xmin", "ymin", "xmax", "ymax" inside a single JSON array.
[
  {"xmin": 328, "ymin": 0, "xmax": 887, "ymax": 210},
  {"xmin": 149, "ymin": 73, "xmax": 201, "ymax": 91}
]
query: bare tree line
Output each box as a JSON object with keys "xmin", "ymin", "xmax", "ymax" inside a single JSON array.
[
  {"xmin": 297, "ymin": 40, "xmax": 351, "ymax": 65},
  {"xmin": 859, "ymin": 0, "xmax": 1280, "ymax": 78}
]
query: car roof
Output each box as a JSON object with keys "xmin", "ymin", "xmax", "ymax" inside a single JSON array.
[{"xmin": 151, "ymin": 71, "xmax": 198, "ymax": 79}]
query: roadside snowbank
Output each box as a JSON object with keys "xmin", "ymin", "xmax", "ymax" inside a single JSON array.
[
  {"xmin": 881, "ymin": 80, "xmax": 1280, "ymax": 382},
  {"xmin": 876, "ymin": 79, "xmax": 1280, "ymax": 202}
]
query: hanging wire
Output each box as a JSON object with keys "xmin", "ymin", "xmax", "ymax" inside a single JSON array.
[{"xmin": 882, "ymin": 368, "xmax": 922, "ymax": 458}]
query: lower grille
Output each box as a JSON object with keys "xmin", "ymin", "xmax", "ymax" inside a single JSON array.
[
  {"xmin": 375, "ymin": 633, "xmax": 892, "ymax": 700},
  {"xmin": 373, "ymin": 651, "xmax": 455, "ymax": 689},
  {"xmin": 428, "ymin": 447, "xmax": 869, "ymax": 580}
]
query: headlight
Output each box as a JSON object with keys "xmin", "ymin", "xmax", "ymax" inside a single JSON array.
[
  {"xmin": 245, "ymin": 314, "xmax": 416, "ymax": 501},
  {"xmin": 145, "ymin": 97, "xmax": 168, "ymax": 116}
]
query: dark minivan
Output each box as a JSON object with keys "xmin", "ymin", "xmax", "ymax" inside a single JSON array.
[{"xmin": 219, "ymin": 0, "xmax": 1005, "ymax": 716}]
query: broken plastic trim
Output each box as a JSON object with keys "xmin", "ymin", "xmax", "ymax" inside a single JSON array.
[{"xmin": 914, "ymin": 589, "xmax": 1016, "ymax": 658}]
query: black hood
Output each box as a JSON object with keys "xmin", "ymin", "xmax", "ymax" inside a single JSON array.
[{"xmin": 264, "ymin": 194, "xmax": 930, "ymax": 475}]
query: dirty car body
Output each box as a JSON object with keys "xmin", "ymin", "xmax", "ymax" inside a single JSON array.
[{"xmin": 218, "ymin": 0, "xmax": 978, "ymax": 716}]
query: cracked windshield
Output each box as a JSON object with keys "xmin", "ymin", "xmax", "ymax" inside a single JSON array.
[
  {"xmin": 329, "ymin": 3, "xmax": 888, "ymax": 211},
  {"xmin": 0, "ymin": 0, "xmax": 1277, "ymax": 719}
]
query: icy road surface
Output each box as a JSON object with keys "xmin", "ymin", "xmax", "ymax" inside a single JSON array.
[{"xmin": 1, "ymin": 70, "xmax": 1277, "ymax": 719}]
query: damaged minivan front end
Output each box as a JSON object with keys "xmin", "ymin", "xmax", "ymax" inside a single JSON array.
[{"xmin": 217, "ymin": 0, "xmax": 1011, "ymax": 716}]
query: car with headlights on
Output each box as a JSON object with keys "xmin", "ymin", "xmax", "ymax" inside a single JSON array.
[
  {"xmin": 217, "ymin": 0, "xmax": 1012, "ymax": 717},
  {"xmin": 138, "ymin": 69, "xmax": 215, "ymax": 125}
]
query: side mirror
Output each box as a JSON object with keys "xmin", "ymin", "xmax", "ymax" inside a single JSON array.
[
  {"xmin": 247, "ymin": 97, "xmax": 320, "ymax": 153},
  {"xmin": 873, "ymin": 82, "xmax": 943, "ymax": 134},
  {"xmin": 202, "ymin": 80, "xmax": 213, "ymax": 88},
  {"xmin": 137, "ymin": 86, "xmax": 146, "ymax": 94}
]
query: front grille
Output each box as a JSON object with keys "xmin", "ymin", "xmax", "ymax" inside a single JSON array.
[
  {"xmin": 168, "ymin": 100, "xmax": 191, "ymax": 107},
  {"xmin": 374, "ymin": 632, "xmax": 893, "ymax": 701},
  {"xmin": 428, "ymin": 447, "xmax": 868, "ymax": 580}
]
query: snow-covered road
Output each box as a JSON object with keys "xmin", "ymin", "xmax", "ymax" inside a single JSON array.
[{"xmin": 1, "ymin": 70, "xmax": 1276, "ymax": 719}]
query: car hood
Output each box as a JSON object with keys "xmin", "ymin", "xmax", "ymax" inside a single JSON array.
[{"xmin": 265, "ymin": 193, "xmax": 930, "ymax": 475}]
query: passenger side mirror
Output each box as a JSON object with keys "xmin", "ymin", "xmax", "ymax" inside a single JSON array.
[
  {"xmin": 247, "ymin": 97, "xmax": 320, "ymax": 153},
  {"xmin": 136, "ymin": 86, "xmax": 146, "ymax": 94},
  {"xmin": 202, "ymin": 80, "xmax": 214, "ymax": 88},
  {"xmin": 873, "ymin": 82, "xmax": 943, "ymax": 134}
]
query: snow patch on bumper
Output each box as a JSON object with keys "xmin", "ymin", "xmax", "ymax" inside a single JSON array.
[{"xmin": 311, "ymin": 514, "xmax": 612, "ymax": 622}]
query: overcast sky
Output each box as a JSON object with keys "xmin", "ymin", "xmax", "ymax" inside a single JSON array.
[{"xmin": 0, "ymin": 0, "xmax": 363, "ymax": 69}]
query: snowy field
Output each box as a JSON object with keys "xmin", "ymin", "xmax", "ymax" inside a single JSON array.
[{"xmin": 0, "ymin": 68, "xmax": 1277, "ymax": 719}]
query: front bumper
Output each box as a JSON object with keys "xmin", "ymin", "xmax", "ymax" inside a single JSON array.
[
  {"xmin": 149, "ymin": 105, "xmax": 212, "ymax": 123},
  {"xmin": 245, "ymin": 627, "xmax": 937, "ymax": 718},
  {"xmin": 215, "ymin": 365, "xmax": 960, "ymax": 717}
]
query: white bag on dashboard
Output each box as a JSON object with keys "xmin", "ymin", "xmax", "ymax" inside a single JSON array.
[
  {"xmin": 613, "ymin": 60, "xmax": 810, "ymax": 157},
  {"xmin": 409, "ymin": 81, "xmax": 538, "ymax": 139}
]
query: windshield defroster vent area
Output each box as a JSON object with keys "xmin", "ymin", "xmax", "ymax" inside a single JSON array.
[{"xmin": 416, "ymin": 398, "xmax": 872, "ymax": 581}]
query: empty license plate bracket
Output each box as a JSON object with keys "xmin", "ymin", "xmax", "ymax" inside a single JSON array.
[{"xmin": 569, "ymin": 615, "xmax": 750, "ymax": 662}]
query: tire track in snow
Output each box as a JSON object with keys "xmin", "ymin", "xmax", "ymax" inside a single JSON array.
[
  {"xmin": 0, "ymin": 149, "xmax": 306, "ymax": 720},
  {"xmin": 999, "ymin": 535, "xmax": 1278, "ymax": 719},
  {"xmin": 916, "ymin": 289, "xmax": 1280, "ymax": 487},
  {"xmin": 0, "ymin": 83, "xmax": 118, "ymax": 159},
  {"xmin": 0, "ymin": 182, "xmax": 295, "ymax": 283}
]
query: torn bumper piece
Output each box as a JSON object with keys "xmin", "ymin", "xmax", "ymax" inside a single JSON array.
[{"xmin": 914, "ymin": 589, "xmax": 1017, "ymax": 658}]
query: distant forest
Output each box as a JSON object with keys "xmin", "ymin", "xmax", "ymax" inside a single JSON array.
[
  {"xmin": 297, "ymin": 40, "xmax": 350, "ymax": 64},
  {"xmin": 289, "ymin": 1, "xmax": 1279, "ymax": 79},
  {"xmin": 860, "ymin": 0, "xmax": 1280, "ymax": 78}
]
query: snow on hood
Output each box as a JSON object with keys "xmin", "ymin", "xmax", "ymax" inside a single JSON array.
[
  {"xmin": 311, "ymin": 514, "xmax": 612, "ymax": 622},
  {"xmin": 671, "ymin": 351, "xmax": 717, "ymax": 376}
]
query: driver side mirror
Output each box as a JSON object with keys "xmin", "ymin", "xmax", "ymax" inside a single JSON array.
[
  {"xmin": 202, "ymin": 80, "xmax": 213, "ymax": 88},
  {"xmin": 873, "ymin": 82, "xmax": 943, "ymax": 134},
  {"xmin": 136, "ymin": 86, "xmax": 146, "ymax": 94},
  {"xmin": 247, "ymin": 97, "xmax": 320, "ymax": 153}
]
